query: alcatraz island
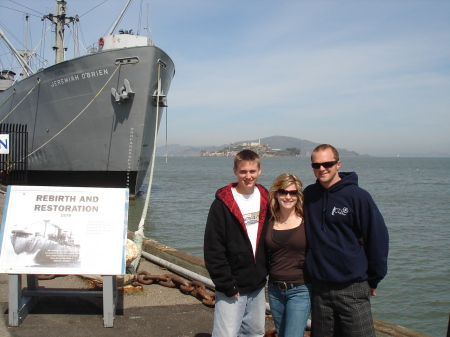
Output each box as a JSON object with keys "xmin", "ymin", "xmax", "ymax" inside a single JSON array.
[
  {"xmin": 157, "ymin": 136, "xmax": 366, "ymax": 157},
  {"xmin": 200, "ymin": 139, "xmax": 300, "ymax": 157}
]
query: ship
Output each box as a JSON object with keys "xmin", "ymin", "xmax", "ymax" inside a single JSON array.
[
  {"xmin": 0, "ymin": 0, "xmax": 175, "ymax": 195},
  {"xmin": 10, "ymin": 220, "xmax": 80, "ymax": 265}
]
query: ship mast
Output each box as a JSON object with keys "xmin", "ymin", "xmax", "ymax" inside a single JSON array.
[{"xmin": 44, "ymin": 1, "xmax": 78, "ymax": 64}]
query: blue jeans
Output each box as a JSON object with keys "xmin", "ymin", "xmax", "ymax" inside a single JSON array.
[
  {"xmin": 268, "ymin": 283, "xmax": 311, "ymax": 337},
  {"xmin": 212, "ymin": 287, "xmax": 266, "ymax": 337}
]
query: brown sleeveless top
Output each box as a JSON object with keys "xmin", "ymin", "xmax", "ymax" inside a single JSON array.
[{"xmin": 265, "ymin": 222, "xmax": 309, "ymax": 284}]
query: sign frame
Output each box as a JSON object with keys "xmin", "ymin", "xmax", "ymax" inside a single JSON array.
[
  {"xmin": 0, "ymin": 185, "xmax": 129, "ymax": 327},
  {"xmin": 0, "ymin": 185, "xmax": 129, "ymax": 275}
]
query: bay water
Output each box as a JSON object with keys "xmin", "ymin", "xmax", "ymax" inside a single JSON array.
[{"xmin": 128, "ymin": 156, "xmax": 449, "ymax": 337}]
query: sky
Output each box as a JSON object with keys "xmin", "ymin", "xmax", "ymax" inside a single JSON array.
[{"xmin": 0, "ymin": 0, "xmax": 449, "ymax": 156}]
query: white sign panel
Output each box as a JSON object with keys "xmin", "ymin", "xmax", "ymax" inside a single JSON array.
[
  {"xmin": 0, "ymin": 134, "xmax": 9, "ymax": 154},
  {"xmin": 0, "ymin": 185, "xmax": 129, "ymax": 275}
]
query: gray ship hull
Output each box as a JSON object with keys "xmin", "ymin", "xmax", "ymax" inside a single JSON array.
[{"xmin": 0, "ymin": 45, "xmax": 174, "ymax": 194}]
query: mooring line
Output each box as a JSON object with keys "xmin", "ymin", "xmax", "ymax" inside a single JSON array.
[
  {"xmin": 129, "ymin": 62, "xmax": 164, "ymax": 274},
  {"xmin": 0, "ymin": 80, "xmax": 40, "ymax": 124},
  {"xmin": 26, "ymin": 64, "xmax": 122, "ymax": 159},
  {"xmin": 0, "ymin": 63, "xmax": 122, "ymax": 173},
  {"xmin": 0, "ymin": 89, "xmax": 16, "ymax": 112}
]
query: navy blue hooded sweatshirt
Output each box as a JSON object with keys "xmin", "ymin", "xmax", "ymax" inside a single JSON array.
[{"xmin": 304, "ymin": 172, "xmax": 388, "ymax": 289}]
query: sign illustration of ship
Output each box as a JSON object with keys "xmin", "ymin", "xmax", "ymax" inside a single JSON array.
[
  {"xmin": 0, "ymin": 0, "xmax": 175, "ymax": 195},
  {"xmin": 10, "ymin": 220, "xmax": 80, "ymax": 265}
]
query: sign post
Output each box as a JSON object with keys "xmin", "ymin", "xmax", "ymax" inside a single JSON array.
[{"xmin": 0, "ymin": 185, "xmax": 129, "ymax": 327}]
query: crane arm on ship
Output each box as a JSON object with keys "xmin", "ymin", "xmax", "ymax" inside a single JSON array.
[
  {"xmin": 0, "ymin": 28, "xmax": 34, "ymax": 77},
  {"xmin": 106, "ymin": 0, "xmax": 133, "ymax": 36}
]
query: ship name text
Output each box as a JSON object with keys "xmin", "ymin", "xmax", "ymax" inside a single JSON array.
[{"xmin": 50, "ymin": 68, "xmax": 109, "ymax": 88}]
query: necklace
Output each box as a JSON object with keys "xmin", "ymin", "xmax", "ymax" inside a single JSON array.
[{"xmin": 274, "ymin": 214, "xmax": 302, "ymax": 229}]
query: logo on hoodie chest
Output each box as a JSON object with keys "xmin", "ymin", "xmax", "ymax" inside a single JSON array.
[{"xmin": 331, "ymin": 206, "xmax": 349, "ymax": 216}]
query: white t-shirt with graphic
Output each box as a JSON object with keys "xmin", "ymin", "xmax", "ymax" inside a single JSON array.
[{"xmin": 232, "ymin": 186, "xmax": 261, "ymax": 257}]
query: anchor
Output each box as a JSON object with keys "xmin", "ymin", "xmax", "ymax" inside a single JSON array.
[
  {"xmin": 152, "ymin": 88, "xmax": 167, "ymax": 107},
  {"xmin": 111, "ymin": 79, "xmax": 135, "ymax": 103}
]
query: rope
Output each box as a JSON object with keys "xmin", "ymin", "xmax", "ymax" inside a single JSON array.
[
  {"xmin": 27, "ymin": 63, "xmax": 121, "ymax": 158},
  {"xmin": 0, "ymin": 80, "xmax": 40, "ymax": 124},
  {"xmin": 129, "ymin": 62, "xmax": 163, "ymax": 274},
  {"xmin": 1, "ymin": 63, "xmax": 122, "ymax": 173},
  {"xmin": 0, "ymin": 89, "xmax": 16, "ymax": 111},
  {"xmin": 165, "ymin": 106, "xmax": 168, "ymax": 163}
]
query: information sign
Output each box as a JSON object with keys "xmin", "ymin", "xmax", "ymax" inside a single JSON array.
[{"xmin": 0, "ymin": 185, "xmax": 129, "ymax": 275}]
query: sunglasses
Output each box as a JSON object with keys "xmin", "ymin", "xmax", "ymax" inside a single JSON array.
[
  {"xmin": 277, "ymin": 189, "xmax": 298, "ymax": 196},
  {"xmin": 311, "ymin": 160, "xmax": 338, "ymax": 169}
]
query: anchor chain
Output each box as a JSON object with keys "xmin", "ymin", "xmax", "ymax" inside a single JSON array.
[
  {"xmin": 136, "ymin": 271, "xmax": 216, "ymax": 307},
  {"xmin": 36, "ymin": 272, "xmax": 310, "ymax": 336}
]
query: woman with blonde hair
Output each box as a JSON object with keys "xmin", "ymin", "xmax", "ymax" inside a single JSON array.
[{"xmin": 265, "ymin": 173, "xmax": 311, "ymax": 337}]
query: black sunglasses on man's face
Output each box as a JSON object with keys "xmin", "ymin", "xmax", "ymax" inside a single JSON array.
[{"xmin": 311, "ymin": 160, "xmax": 338, "ymax": 169}]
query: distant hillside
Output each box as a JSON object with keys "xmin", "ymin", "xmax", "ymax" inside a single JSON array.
[
  {"xmin": 156, "ymin": 136, "xmax": 365, "ymax": 157},
  {"xmin": 254, "ymin": 136, "xmax": 362, "ymax": 157}
]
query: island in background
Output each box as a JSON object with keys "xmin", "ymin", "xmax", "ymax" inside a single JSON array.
[{"xmin": 156, "ymin": 135, "xmax": 365, "ymax": 157}]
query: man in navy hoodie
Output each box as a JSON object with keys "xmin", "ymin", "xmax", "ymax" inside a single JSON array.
[
  {"xmin": 204, "ymin": 149, "xmax": 269, "ymax": 337},
  {"xmin": 304, "ymin": 144, "xmax": 389, "ymax": 337}
]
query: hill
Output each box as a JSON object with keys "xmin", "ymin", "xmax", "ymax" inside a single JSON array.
[
  {"xmin": 156, "ymin": 136, "xmax": 365, "ymax": 157},
  {"xmin": 256, "ymin": 136, "xmax": 362, "ymax": 157}
]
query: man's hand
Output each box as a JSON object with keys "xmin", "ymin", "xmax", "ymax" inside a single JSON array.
[
  {"xmin": 232, "ymin": 292, "xmax": 240, "ymax": 298},
  {"xmin": 370, "ymin": 288, "xmax": 377, "ymax": 296}
]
